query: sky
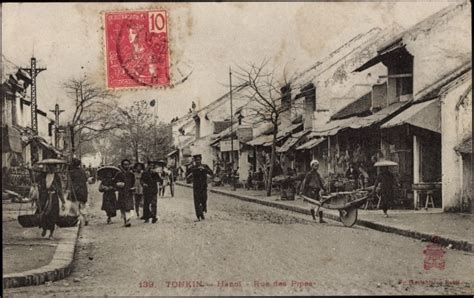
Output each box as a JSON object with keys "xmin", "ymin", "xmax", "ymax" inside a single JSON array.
[{"xmin": 1, "ymin": 1, "xmax": 458, "ymax": 124}]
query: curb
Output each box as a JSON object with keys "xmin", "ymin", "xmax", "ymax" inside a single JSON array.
[
  {"xmin": 3, "ymin": 224, "xmax": 81, "ymax": 289},
  {"xmin": 177, "ymin": 182, "xmax": 472, "ymax": 252}
]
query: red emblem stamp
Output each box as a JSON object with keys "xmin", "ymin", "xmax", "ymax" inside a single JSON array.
[
  {"xmin": 104, "ymin": 9, "xmax": 170, "ymax": 89},
  {"xmin": 423, "ymin": 236, "xmax": 446, "ymax": 270}
]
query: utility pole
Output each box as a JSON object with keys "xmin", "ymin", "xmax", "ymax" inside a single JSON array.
[
  {"xmin": 67, "ymin": 122, "xmax": 74, "ymax": 161},
  {"xmin": 21, "ymin": 57, "xmax": 46, "ymax": 135},
  {"xmin": 151, "ymin": 99, "xmax": 158, "ymax": 160},
  {"xmin": 229, "ymin": 66, "xmax": 235, "ymax": 191},
  {"xmin": 49, "ymin": 103, "xmax": 65, "ymax": 147}
]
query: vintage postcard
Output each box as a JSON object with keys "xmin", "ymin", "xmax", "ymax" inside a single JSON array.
[{"xmin": 1, "ymin": 1, "xmax": 472, "ymax": 296}]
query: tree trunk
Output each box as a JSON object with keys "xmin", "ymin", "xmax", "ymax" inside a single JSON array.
[
  {"xmin": 266, "ymin": 122, "xmax": 278, "ymax": 196},
  {"xmin": 134, "ymin": 140, "xmax": 139, "ymax": 163}
]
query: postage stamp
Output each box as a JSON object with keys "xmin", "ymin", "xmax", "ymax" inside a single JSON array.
[{"xmin": 103, "ymin": 9, "xmax": 170, "ymax": 89}]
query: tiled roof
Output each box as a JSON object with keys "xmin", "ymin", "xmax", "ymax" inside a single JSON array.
[
  {"xmin": 415, "ymin": 62, "xmax": 472, "ymax": 102},
  {"xmin": 331, "ymin": 92, "xmax": 372, "ymax": 120}
]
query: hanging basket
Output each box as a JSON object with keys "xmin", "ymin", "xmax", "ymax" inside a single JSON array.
[
  {"xmin": 56, "ymin": 215, "xmax": 79, "ymax": 228},
  {"xmin": 18, "ymin": 214, "xmax": 41, "ymax": 228}
]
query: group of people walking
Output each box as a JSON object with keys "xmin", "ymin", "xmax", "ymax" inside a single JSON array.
[
  {"xmin": 32, "ymin": 152, "xmax": 394, "ymax": 237},
  {"xmin": 99, "ymin": 159, "xmax": 164, "ymax": 227},
  {"xmin": 99, "ymin": 155, "xmax": 213, "ymax": 225},
  {"xmin": 32, "ymin": 153, "xmax": 215, "ymax": 239}
]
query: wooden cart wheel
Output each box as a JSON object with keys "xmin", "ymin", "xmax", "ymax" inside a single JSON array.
[{"xmin": 339, "ymin": 207, "xmax": 358, "ymax": 227}]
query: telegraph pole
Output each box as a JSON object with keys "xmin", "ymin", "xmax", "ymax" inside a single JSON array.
[
  {"xmin": 49, "ymin": 104, "xmax": 65, "ymax": 147},
  {"xmin": 21, "ymin": 57, "xmax": 46, "ymax": 135},
  {"xmin": 229, "ymin": 66, "xmax": 235, "ymax": 191}
]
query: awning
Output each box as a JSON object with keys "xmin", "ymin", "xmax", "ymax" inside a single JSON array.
[
  {"xmin": 308, "ymin": 117, "xmax": 356, "ymax": 138},
  {"xmin": 247, "ymin": 134, "xmax": 274, "ymax": 146},
  {"xmin": 276, "ymin": 122, "xmax": 303, "ymax": 140},
  {"xmin": 381, "ymin": 98, "xmax": 440, "ymax": 133},
  {"xmin": 2, "ymin": 126, "xmax": 23, "ymax": 153},
  {"xmin": 33, "ymin": 136, "xmax": 61, "ymax": 155},
  {"xmin": 276, "ymin": 129, "xmax": 310, "ymax": 153},
  {"xmin": 346, "ymin": 101, "xmax": 409, "ymax": 130},
  {"xmin": 277, "ymin": 137, "xmax": 299, "ymax": 153},
  {"xmin": 166, "ymin": 149, "xmax": 178, "ymax": 157},
  {"xmin": 454, "ymin": 137, "xmax": 472, "ymax": 154},
  {"xmin": 296, "ymin": 138, "xmax": 326, "ymax": 151}
]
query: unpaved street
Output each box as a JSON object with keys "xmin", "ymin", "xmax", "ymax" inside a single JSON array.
[{"xmin": 4, "ymin": 185, "xmax": 473, "ymax": 296}]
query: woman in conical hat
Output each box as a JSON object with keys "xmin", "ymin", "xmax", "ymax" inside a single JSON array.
[{"xmin": 35, "ymin": 161, "xmax": 66, "ymax": 239}]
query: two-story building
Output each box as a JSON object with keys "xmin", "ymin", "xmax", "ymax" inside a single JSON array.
[
  {"xmin": 274, "ymin": 24, "xmax": 404, "ymax": 176},
  {"xmin": 2, "ymin": 66, "xmax": 59, "ymax": 169},
  {"xmin": 309, "ymin": 1, "xmax": 472, "ymax": 210},
  {"xmin": 169, "ymin": 84, "xmax": 251, "ymax": 172}
]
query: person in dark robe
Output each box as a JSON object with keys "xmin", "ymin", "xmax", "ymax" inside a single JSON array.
[
  {"xmin": 186, "ymin": 154, "xmax": 213, "ymax": 221},
  {"xmin": 133, "ymin": 162, "xmax": 145, "ymax": 218},
  {"xmin": 113, "ymin": 159, "xmax": 135, "ymax": 227},
  {"xmin": 141, "ymin": 161, "xmax": 161, "ymax": 223},
  {"xmin": 98, "ymin": 171, "xmax": 117, "ymax": 224},
  {"xmin": 36, "ymin": 164, "xmax": 66, "ymax": 239},
  {"xmin": 69, "ymin": 158, "xmax": 89, "ymax": 226},
  {"xmin": 373, "ymin": 166, "xmax": 396, "ymax": 217},
  {"xmin": 247, "ymin": 166, "xmax": 254, "ymax": 190},
  {"xmin": 299, "ymin": 159, "xmax": 327, "ymax": 223}
]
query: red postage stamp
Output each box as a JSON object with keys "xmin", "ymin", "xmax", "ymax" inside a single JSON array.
[{"xmin": 104, "ymin": 9, "xmax": 170, "ymax": 89}]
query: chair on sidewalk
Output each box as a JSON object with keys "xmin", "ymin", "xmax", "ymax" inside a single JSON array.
[{"xmin": 424, "ymin": 191, "xmax": 435, "ymax": 210}]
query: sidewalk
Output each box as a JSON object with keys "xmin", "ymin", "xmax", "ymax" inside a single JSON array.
[
  {"xmin": 177, "ymin": 182, "xmax": 473, "ymax": 252},
  {"xmin": 2, "ymin": 201, "xmax": 80, "ymax": 288}
]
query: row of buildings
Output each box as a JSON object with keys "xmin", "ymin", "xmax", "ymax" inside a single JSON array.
[
  {"xmin": 168, "ymin": 2, "xmax": 472, "ymax": 213},
  {"xmin": 2, "ymin": 57, "xmax": 70, "ymax": 185}
]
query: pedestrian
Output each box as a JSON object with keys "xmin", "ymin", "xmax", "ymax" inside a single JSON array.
[
  {"xmin": 247, "ymin": 166, "xmax": 254, "ymax": 190},
  {"xmin": 98, "ymin": 171, "xmax": 117, "ymax": 224},
  {"xmin": 133, "ymin": 162, "xmax": 145, "ymax": 218},
  {"xmin": 177, "ymin": 166, "xmax": 184, "ymax": 180},
  {"xmin": 299, "ymin": 159, "xmax": 327, "ymax": 223},
  {"xmin": 69, "ymin": 158, "xmax": 89, "ymax": 226},
  {"xmin": 36, "ymin": 163, "xmax": 66, "ymax": 239},
  {"xmin": 346, "ymin": 163, "xmax": 359, "ymax": 180},
  {"xmin": 113, "ymin": 159, "xmax": 135, "ymax": 227},
  {"xmin": 141, "ymin": 161, "xmax": 161, "ymax": 223},
  {"xmin": 373, "ymin": 166, "xmax": 396, "ymax": 217},
  {"xmin": 186, "ymin": 154, "xmax": 213, "ymax": 221}
]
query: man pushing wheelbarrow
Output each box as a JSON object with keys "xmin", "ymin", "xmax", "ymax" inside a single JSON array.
[
  {"xmin": 299, "ymin": 159, "xmax": 327, "ymax": 223},
  {"xmin": 298, "ymin": 159, "xmax": 369, "ymax": 227}
]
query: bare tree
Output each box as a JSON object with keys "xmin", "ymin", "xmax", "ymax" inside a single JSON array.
[
  {"xmin": 109, "ymin": 100, "xmax": 172, "ymax": 163},
  {"xmin": 233, "ymin": 59, "xmax": 299, "ymax": 196},
  {"xmin": 63, "ymin": 77, "xmax": 120, "ymax": 158}
]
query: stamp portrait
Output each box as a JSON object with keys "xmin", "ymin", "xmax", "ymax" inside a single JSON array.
[{"xmin": 104, "ymin": 9, "xmax": 170, "ymax": 89}]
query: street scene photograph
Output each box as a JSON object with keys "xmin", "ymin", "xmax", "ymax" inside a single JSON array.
[{"xmin": 1, "ymin": 1, "xmax": 473, "ymax": 296}]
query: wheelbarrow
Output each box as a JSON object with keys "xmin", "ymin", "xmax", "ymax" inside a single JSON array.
[{"xmin": 299, "ymin": 190, "xmax": 369, "ymax": 227}]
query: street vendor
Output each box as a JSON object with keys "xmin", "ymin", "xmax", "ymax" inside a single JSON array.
[
  {"xmin": 299, "ymin": 159, "xmax": 327, "ymax": 223},
  {"xmin": 36, "ymin": 163, "xmax": 66, "ymax": 239}
]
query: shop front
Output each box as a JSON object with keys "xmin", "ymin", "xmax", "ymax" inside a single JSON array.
[{"xmin": 381, "ymin": 98, "xmax": 442, "ymax": 209}]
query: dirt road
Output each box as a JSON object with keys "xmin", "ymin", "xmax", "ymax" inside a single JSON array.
[{"xmin": 4, "ymin": 185, "xmax": 473, "ymax": 296}]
